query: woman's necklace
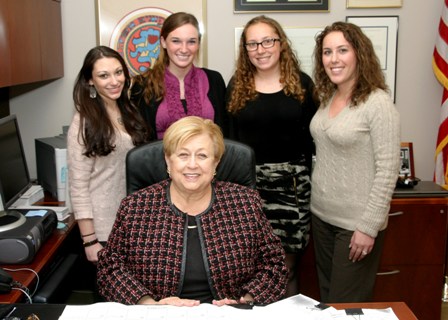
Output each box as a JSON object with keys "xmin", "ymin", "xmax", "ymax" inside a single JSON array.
[{"xmin": 106, "ymin": 104, "xmax": 124, "ymax": 126}]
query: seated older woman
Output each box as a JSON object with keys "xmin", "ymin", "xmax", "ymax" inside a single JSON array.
[{"xmin": 97, "ymin": 116, "xmax": 287, "ymax": 306}]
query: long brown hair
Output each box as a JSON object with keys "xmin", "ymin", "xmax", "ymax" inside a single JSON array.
[
  {"xmin": 133, "ymin": 12, "xmax": 201, "ymax": 104},
  {"xmin": 313, "ymin": 21, "xmax": 388, "ymax": 107},
  {"xmin": 227, "ymin": 15, "xmax": 305, "ymax": 115},
  {"xmin": 73, "ymin": 46, "xmax": 148, "ymax": 157}
]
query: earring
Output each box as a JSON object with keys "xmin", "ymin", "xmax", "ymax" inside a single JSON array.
[
  {"xmin": 89, "ymin": 86, "xmax": 97, "ymax": 99},
  {"xmin": 167, "ymin": 168, "xmax": 171, "ymax": 178}
]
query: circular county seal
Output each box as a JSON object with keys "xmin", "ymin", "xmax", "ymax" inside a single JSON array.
[{"xmin": 110, "ymin": 7, "xmax": 172, "ymax": 76}]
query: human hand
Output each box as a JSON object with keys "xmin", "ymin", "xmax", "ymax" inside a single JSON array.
[
  {"xmin": 212, "ymin": 297, "xmax": 240, "ymax": 306},
  {"xmin": 212, "ymin": 294, "xmax": 254, "ymax": 307},
  {"xmin": 349, "ymin": 230, "xmax": 374, "ymax": 262},
  {"xmin": 85, "ymin": 242, "xmax": 103, "ymax": 263},
  {"xmin": 155, "ymin": 296, "xmax": 200, "ymax": 307}
]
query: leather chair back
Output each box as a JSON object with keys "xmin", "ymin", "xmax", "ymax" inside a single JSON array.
[{"xmin": 126, "ymin": 139, "xmax": 256, "ymax": 195}]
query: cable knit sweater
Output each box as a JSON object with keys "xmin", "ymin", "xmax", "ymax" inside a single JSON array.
[
  {"xmin": 67, "ymin": 112, "xmax": 135, "ymax": 241},
  {"xmin": 310, "ymin": 89, "xmax": 400, "ymax": 237}
]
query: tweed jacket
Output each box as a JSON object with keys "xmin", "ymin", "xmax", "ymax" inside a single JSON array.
[{"xmin": 97, "ymin": 180, "xmax": 287, "ymax": 305}]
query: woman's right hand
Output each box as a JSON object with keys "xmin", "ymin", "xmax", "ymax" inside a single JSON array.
[{"xmin": 84, "ymin": 242, "xmax": 103, "ymax": 263}]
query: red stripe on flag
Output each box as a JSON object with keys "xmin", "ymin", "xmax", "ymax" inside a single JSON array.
[
  {"xmin": 443, "ymin": 88, "xmax": 448, "ymax": 103},
  {"xmin": 434, "ymin": 48, "xmax": 448, "ymax": 78},
  {"xmin": 439, "ymin": 17, "xmax": 448, "ymax": 45},
  {"xmin": 437, "ymin": 116, "xmax": 448, "ymax": 145}
]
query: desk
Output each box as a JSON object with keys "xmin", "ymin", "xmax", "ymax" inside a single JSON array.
[
  {"xmin": 0, "ymin": 214, "xmax": 77, "ymax": 303},
  {"xmin": 331, "ymin": 302, "xmax": 418, "ymax": 319},
  {"xmin": 1, "ymin": 301, "xmax": 416, "ymax": 320}
]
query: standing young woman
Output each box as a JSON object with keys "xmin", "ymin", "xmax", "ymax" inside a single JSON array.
[
  {"xmin": 68, "ymin": 46, "xmax": 149, "ymax": 263},
  {"xmin": 226, "ymin": 15, "xmax": 318, "ymax": 296},
  {"xmin": 310, "ymin": 22, "xmax": 400, "ymax": 302},
  {"xmin": 131, "ymin": 12, "xmax": 227, "ymax": 140}
]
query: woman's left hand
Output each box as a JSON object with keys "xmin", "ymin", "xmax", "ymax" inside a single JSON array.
[
  {"xmin": 212, "ymin": 294, "xmax": 254, "ymax": 306},
  {"xmin": 349, "ymin": 230, "xmax": 375, "ymax": 262}
]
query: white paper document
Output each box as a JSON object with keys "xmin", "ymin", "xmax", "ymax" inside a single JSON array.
[{"xmin": 58, "ymin": 295, "xmax": 399, "ymax": 320}]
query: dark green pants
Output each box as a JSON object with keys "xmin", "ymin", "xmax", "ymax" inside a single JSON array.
[{"xmin": 312, "ymin": 214, "xmax": 385, "ymax": 303}]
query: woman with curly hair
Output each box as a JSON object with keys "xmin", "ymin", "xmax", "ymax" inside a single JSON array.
[
  {"xmin": 310, "ymin": 21, "xmax": 400, "ymax": 302},
  {"xmin": 226, "ymin": 15, "xmax": 318, "ymax": 297}
]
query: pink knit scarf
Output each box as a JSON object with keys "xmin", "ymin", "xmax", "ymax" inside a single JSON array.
[{"xmin": 156, "ymin": 66, "xmax": 213, "ymax": 138}]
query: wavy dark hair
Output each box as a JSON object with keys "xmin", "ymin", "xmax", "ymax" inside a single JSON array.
[
  {"xmin": 73, "ymin": 45, "xmax": 149, "ymax": 157},
  {"xmin": 313, "ymin": 21, "xmax": 388, "ymax": 107},
  {"xmin": 227, "ymin": 15, "xmax": 306, "ymax": 115},
  {"xmin": 133, "ymin": 12, "xmax": 201, "ymax": 104}
]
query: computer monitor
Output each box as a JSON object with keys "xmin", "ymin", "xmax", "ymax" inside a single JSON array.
[{"xmin": 0, "ymin": 114, "xmax": 32, "ymax": 209}]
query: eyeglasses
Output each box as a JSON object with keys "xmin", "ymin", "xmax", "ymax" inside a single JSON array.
[{"xmin": 244, "ymin": 38, "xmax": 280, "ymax": 52}]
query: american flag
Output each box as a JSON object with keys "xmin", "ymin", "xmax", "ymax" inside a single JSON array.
[{"xmin": 433, "ymin": 0, "xmax": 448, "ymax": 186}]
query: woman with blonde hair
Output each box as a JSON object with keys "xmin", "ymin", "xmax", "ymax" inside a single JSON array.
[{"xmin": 97, "ymin": 116, "xmax": 287, "ymax": 306}]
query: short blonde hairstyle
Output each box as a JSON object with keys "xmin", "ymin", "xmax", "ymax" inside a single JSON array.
[{"xmin": 163, "ymin": 116, "xmax": 225, "ymax": 160}]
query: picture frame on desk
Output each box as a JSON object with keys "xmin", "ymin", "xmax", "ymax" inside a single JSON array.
[{"xmin": 399, "ymin": 142, "xmax": 414, "ymax": 178}]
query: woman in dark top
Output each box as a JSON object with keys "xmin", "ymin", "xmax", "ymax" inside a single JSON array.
[
  {"xmin": 226, "ymin": 15, "xmax": 318, "ymax": 297},
  {"xmin": 130, "ymin": 12, "xmax": 227, "ymax": 140},
  {"xmin": 97, "ymin": 116, "xmax": 287, "ymax": 306}
]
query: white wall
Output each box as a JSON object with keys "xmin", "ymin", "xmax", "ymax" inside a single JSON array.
[{"xmin": 11, "ymin": 0, "xmax": 444, "ymax": 182}]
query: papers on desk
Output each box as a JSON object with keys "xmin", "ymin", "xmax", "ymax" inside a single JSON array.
[{"xmin": 58, "ymin": 294, "xmax": 399, "ymax": 320}]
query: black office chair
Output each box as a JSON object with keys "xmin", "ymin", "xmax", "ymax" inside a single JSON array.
[{"xmin": 126, "ymin": 139, "xmax": 256, "ymax": 195}]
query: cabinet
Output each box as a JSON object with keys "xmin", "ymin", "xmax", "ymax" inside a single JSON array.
[
  {"xmin": 0, "ymin": 0, "xmax": 63, "ymax": 88},
  {"xmin": 298, "ymin": 183, "xmax": 448, "ymax": 320},
  {"xmin": 374, "ymin": 198, "xmax": 448, "ymax": 320}
]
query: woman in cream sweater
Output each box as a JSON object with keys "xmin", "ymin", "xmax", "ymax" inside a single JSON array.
[{"xmin": 310, "ymin": 22, "xmax": 400, "ymax": 303}]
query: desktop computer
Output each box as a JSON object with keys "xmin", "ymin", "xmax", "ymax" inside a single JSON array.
[{"xmin": 35, "ymin": 135, "xmax": 67, "ymax": 202}]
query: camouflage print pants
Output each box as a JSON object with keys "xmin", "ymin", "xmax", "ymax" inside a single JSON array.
[{"xmin": 256, "ymin": 159, "xmax": 311, "ymax": 253}]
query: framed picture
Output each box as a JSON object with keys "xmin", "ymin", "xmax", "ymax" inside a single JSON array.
[
  {"xmin": 235, "ymin": 26, "xmax": 324, "ymax": 76},
  {"xmin": 347, "ymin": 0, "xmax": 402, "ymax": 8},
  {"xmin": 346, "ymin": 16, "xmax": 399, "ymax": 102},
  {"xmin": 95, "ymin": 0, "xmax": 207, "ymax": 76},
  {"xmin": 234, "ymin": 0, "xmax": 329, "ymax": 12},
  {"xmin": 400, "ymin": 142, "xmax": 415, "ymax": 178}
]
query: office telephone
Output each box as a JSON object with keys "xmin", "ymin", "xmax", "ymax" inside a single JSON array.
[{"xmin": 0, "ymin": 267, "xmax": 12, "ymax": 293}]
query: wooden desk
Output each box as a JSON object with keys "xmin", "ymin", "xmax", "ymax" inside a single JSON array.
[
  {"xmin": 0, "ymin": 214, "xmax": 77, "ymax": 303},
  {"xmin": 331, "ymin": 302, "xmax": 418, "ymax": 319}
]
